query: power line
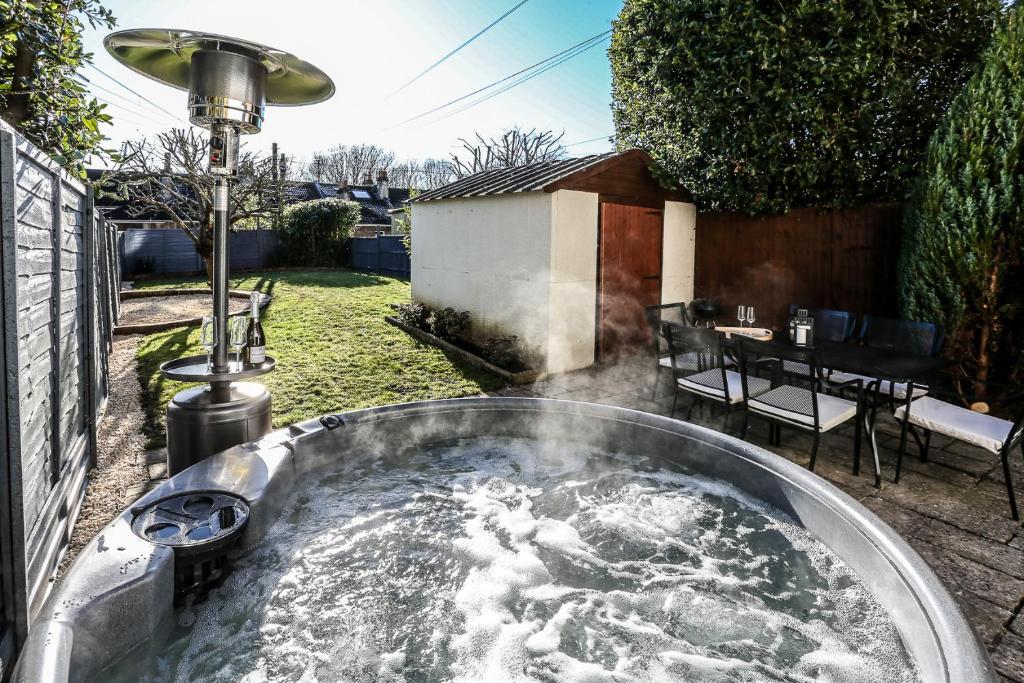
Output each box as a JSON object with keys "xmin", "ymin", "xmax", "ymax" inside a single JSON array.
[
  {"xmin": 418, "ymin": 33, "xmax": 610, "ymax": 127},
  {"xmin": 83, "ymin": 81, "xmax": 183, "ymax": 126},
  {"xmin": 85, "ymin": 63, "xmax": 189, "ymax": 124},
  {"xmin": 565, "ymin": 134, "xmax": 614, "ymax": 147},
  {"xmin": 391, "ymin": 0, "xmax": 531, "ymax": 96},
  {"xmin": 391, "ymin": 29, "xmax": 611, "ymax": 129}
]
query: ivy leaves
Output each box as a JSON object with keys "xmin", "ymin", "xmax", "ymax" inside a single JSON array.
[{"xmin": 0, "ymin": 0, "xmax": 116, "ymax": 169}]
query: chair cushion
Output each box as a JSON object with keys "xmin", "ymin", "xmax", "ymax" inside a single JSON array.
[
  {"xmin": 894, "ymin": 397, "xmax": 1013, "ymax": 454},
  {"xmin": 659, "ymin": 352, "xmax": 700, "ymax": 370},
  {"xmin": 828, "ymin": 371, "xmax": 927, "ymax": 400},
  {"xmin": 678, "ymin": 369, "xmax": 769, "ymax": 404},
  {"xmin": 660, "ymin": 353, "xmax": 734, "ymax": 369},
  {"xmin": 749, "ymin": 385, "xmax": 857, "ymax": 432}
]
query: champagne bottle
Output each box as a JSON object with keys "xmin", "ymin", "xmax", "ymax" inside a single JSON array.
[{"xmin": 244, "ymin": 292, "xmax": 266, "ymax": 366}]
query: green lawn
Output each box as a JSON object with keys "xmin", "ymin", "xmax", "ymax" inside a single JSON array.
[{"xmin": 134, "ymin": 270, "xmax": 502, "ymax": 448}]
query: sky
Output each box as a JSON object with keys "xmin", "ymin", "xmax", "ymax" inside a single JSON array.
[{"xmin": 80, "ymin": 0, "xmax": 623, "ymax": 171}]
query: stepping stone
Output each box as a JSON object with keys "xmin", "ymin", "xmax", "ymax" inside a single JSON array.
[
  {"xmin": 147, "ymin": 461, "xmax": 167, "ymax": 480},
  {"xmin": 144, "ymin": 448, "xmax": 167, "ymax": 465}
]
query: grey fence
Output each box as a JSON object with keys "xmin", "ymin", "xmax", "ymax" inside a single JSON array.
[
  {"xmin": 351, "ymin": 234, "xmax": 410, "ymax": 278},
  {"xmin": 0, "ymin": 121, "xmax": 120, "ymax": 674},
  {"xmin": 119, "ymin": 227, "xmax": 282, "ymax": 277}
]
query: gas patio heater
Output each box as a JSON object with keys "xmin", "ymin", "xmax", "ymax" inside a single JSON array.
[{"xmin": 105, "ymin": 29, "xmax": 334, "ymax": 474}]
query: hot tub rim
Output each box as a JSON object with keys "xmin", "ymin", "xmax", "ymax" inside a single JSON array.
[{"xmin": 13, "ymin": 397, "xmax": 996, "ymax": 682}]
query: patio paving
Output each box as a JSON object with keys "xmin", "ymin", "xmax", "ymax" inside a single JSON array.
[{"xmin": 492, "ymin": 354, "xmax": 1024, "ymax": 682}]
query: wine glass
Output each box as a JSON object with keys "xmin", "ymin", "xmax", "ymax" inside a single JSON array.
[
  {"xmin": 737, "ymin": 305, "xmax": 746, "ymax": 328},
  {"xmin": 200, "ymin": 316, "xmax": 216, "ymax": 372},
  {"xmin": 229, "ymin": 316, "xmax": 247, "ymax": 371},
  {"xmin": 746, "ymin": 306, "xmax": 756, "ymax": 329}
]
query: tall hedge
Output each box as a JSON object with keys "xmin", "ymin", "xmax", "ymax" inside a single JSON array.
[
  {"xmin": 610, "ymin": 0, "xmax": 1000, "ymax": 213},
  {"xmin": 900, "ymin": 6, "xmax": 1024, "ymax": 397},
  {"xmin": 279, "ymin": 198, "xmax": 360, "ymax": 267}
]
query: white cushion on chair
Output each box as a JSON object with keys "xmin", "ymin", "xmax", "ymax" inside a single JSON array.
[
  {"xmin": 659, "ymin": 352, "xmax": 699, "ymax": 370},
  {"xmin": 894, "ymin": 396, "xmax": 1013, "ymax": 454},
  {"xmin": 660, "ymin": 353, "xmax": 734, "ymax": 369},
  {"xmin": 678, "ymin": 369, "xmax": 768, "ymax": 404},
  {"xmin": 828, "ymin": 371, "xmax": 927, "ymax": 400},
  {"xmin": 749, "ymin": 386, "xmax": 857, "ymax": 432}
]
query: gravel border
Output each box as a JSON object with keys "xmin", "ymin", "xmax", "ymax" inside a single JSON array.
[{"xmin": 59, "ymin": 335, "xmax": 150, "ymax": 575}]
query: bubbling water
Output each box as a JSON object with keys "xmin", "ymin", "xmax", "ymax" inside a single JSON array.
[{"xmin": 107, "ymin": 437, "xmax": 920, "ymax": 682}]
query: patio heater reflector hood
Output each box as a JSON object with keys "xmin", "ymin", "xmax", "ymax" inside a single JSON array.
[
  {"xmin": 103, "ymin": 29, "xmax": 335, "ymax": 133},
  {"xmin": 104, "ymin": 29, "xmax": 334, "ymax": 475}
]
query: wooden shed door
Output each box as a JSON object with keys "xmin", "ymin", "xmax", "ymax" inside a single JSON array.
[{"xmin": 598, "ymin": 203, "xmax": 663, "ymax": 359}]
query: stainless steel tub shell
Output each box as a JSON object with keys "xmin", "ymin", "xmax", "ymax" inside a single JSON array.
[{"xmin": 12, "ymin": 398, "xmax": 997, "ymax": 681}]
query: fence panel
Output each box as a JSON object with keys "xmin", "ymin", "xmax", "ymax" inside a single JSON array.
[
  {"xmin": 351, "ymin": 234, "xmax": 410, "ymax": 278},
  {"xmin": 0, "ymin": 121, "xmax": 119, "ymax": 676},
  {"xmin": 693, "ymin": 204, "xmax": 904, "ymax": 329},
  {"xmin": 119, "ymin": 228, "xmax": 282, "ymax": 277}
]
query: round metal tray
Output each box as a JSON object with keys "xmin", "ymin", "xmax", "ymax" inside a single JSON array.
[{"xmin": 159, "ymin": 354, "xmax": 275, "ymax": 382}]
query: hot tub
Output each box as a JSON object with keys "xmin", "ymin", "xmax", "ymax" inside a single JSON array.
[{"xmin": 13, "ymin": 398, "xmax": 995, "ymax": 681}]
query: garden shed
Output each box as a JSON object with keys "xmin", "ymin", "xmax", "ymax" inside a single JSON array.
[{"xmin": 410, "ymin": 149, "xmax": 695, "ymax": 374}]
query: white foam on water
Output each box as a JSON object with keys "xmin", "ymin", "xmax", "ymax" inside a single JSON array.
[{"xmin": 105, "ymin": 436, "xmax": 921, "ymax": 683}]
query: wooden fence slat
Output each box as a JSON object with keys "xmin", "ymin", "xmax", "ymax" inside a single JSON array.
[{"xmin": 693, "ymin": 204, "xmax": 904, "ymax": 329}]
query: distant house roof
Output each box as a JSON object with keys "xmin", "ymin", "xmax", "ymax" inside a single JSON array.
[
  {"xmin": 86, "ymin": 168, "xmax": 180, "ymax": 222},
  {"xmin": 285, "ymin": 181, "xmax": 410, "ymax": 225},
  {"xmin": 409, "ymin": 149, "xmax": 688, "ymax": 204}
]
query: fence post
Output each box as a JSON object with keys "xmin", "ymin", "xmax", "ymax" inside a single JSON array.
[
  {"xmin": 0, "ymin": 124, "xmax": 26, "ymax": 659},
  {"xmin": 83, "ymin": 190, "xmax": 98, "ymax": 468},
  {"xmin": 376, "ymin": 232, "xmax": 382, "ymax": 273},
  {"xmin": 48, "ymin": 175, "xmax": 63, "ymax": 485}
]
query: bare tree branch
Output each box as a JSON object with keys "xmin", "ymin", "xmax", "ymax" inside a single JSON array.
[
  {"xmin": 450, "ymin": 127, "xmax": 567, "ymax": 178},
  {"xmin": 103, "ymin": 127, "xmax": 287, "ymax": 281}
]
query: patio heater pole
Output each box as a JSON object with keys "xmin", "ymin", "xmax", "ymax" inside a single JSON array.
[{"xmin": 104, "ymin": 29, "xmax": 334, "ymax": 473}]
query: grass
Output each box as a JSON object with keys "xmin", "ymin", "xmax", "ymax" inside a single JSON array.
[{"xmin": 134, "ymin": 270, "xmax": 502, "ymax": 448}]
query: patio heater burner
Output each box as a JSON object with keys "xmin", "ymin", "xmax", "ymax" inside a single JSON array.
[{"xmin": 105, "ymin": 29, "xmax": 334, "ymax": 474}]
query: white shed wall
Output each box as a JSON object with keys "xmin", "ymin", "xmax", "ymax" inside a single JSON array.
[
  {"xmin": 546, "ymin": 190, "xmax": 599, "ymax": 373},
  {"xmin": 662, "ymin": 201, "xmax": 697, "ymax": 304},
  {"xmin": 410, "ymin": 193, "xmax": 698, "ymax": 376},
  {"xmin": 410, "ymin": 193, "xmax": 554, "ymax": 357}
]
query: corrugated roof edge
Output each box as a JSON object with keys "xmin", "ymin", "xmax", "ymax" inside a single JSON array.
[{"xmin": 410, "ymin": 149, "xmax": 673, "ymax": 203}]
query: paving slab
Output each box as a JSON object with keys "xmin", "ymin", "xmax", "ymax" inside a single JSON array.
[
  {"xmin": 906, "ymin": 537, "xmax": 1024, "ymax": 611},
  {"xmin": 913, "ymin": 517, "xmax": 1024, "ymax": 580},
  {"xmin": 993, "ymin": 630, "xmax": 1024, "ymax": 682}
]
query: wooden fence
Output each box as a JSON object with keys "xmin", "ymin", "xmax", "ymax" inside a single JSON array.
[
  {"xmin": 693, "ymin": 204, "xmax": 905, "ymax": 329},
  {"xmin": 351, "ymin": 234, "xmax": 411, "ymax": 278},
  {"xmin": 119, "ymin": 227, "xmax": 282, "ymax": 277},
  {"xmin": 0, "ymin": 121, "xmax": 120, "ymax": 674}
]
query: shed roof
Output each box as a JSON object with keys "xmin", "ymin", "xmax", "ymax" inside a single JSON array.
[{"xmin": 411, "ymin": 149, "xmax": 687, "ymax": 203}]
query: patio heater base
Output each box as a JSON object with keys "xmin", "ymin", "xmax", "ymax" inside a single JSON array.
[{"xmin": 166, "ymin": 382, "xmax": 272, "ymax": 476}]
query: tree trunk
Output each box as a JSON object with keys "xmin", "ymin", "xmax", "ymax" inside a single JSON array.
[
  {"xmin": 5, "ymin": 39, "xmax": 37, "ymax": 124},
  {"xmin": 202, "ymin": 252, "xmax": 214, "ymax": 286},
  {"xmin": 974, "ymin": 239, "xmax": 1005, "ymax": 400}
]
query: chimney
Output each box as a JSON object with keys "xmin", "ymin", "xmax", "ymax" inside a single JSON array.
[
  {"xmin": 377, "ymin": 169, "xmax": 389, "ymax": 200},
  {"xmin": 163, "ymin": 152, "xmax": 171, "ymax": 172},
  {"xmin": 338, "ymin": 181, "xmax": 351, "ymax": 200},
  {"xmin": 362, "ymin": 172, "xmax": 373, "ymax": 185}
]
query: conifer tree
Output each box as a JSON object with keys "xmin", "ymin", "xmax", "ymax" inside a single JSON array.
[{"xmin": 899, "ymin": 5, "xmax": 1024, "ymax": 397}]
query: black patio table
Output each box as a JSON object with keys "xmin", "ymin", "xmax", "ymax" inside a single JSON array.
[{"xmin": 726, "ymin": 334, "xmax": 950, "ymax": 487}]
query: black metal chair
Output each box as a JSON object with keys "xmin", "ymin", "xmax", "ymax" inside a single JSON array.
[
  {"xmin": 830, "ymin": 316, "xmax": 943, "ymax": 402},
  {"xmin": 645, "ymin": 303, "xmax": 695, "ymax": 398},
  {"xmin": 663, "ymin": 322, "xmax": 768, "ymax": 430},
  {"xmin": 894, "ymin": 392, "xmax": 1024, "ymax": 519},
  {"xmin": 737, "ymin": 337, "xmax": 866, "ymax": 479}
]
